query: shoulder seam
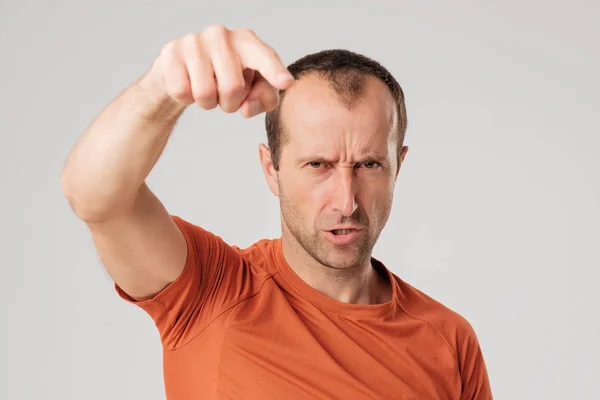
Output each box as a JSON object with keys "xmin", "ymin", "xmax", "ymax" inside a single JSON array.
[{"xmin": 395, "ymin": 298, "xmax": 459, "ymax": 363}]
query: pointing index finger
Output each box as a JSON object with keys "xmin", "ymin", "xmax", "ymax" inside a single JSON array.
[{"xmin": 232, "ymin": 30, "xmax": 295, "ymax": 90}]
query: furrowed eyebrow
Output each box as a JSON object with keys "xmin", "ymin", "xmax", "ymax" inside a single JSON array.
[
  {"xmin": 296, "ymin": 153, "xmax": 389, "ymax": 166},
  {"xmin": 361, "ymin": 152, "xmax": 388, "ymax": 161},
  {"xmin": 296, "ymin": 155, "xmax": 332, "ymax": 165}
]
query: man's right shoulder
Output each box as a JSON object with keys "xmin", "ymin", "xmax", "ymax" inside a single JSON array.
[
  {"xmin": 235, "ymin": 237, "xmax": 281, "ymax": 275},
  {"xmin": 171, "ymin": 214, "xmax": 279, "ymax": 274}
]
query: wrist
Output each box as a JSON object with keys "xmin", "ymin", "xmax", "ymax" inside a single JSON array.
[{"xmin": 135, "ymin": 67, "xmax": 187, "ymax": 120}]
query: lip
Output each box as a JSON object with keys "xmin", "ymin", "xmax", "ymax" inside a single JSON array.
[
  {"xmin": 329, "ymin": 225, "xmax": 363, "ymax": 230},
  {"xmin": 323, "ymin": 229, "xmax": 363, "ymax": 246}
]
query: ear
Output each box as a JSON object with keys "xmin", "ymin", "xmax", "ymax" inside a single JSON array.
[
  {"xmin": 258, "ymin": 143, "xmax": 280, "ymax": 197},
  {"xmin": 395, "ymin": 145, "xmax": 409, "ymax": 179}
]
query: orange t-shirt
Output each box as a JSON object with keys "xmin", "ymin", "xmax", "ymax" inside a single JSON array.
[{"xmin": 116, "ymin": 216, "xmax": 493, "ymax": 399}]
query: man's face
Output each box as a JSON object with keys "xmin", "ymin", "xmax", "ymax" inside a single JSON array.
[{"xmin": 264, "ymin": 74, "xmax": 408, "ymax": 270}]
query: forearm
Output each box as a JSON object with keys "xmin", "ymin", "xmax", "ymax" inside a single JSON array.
[{"xmin": 61, "ymin": 71, "xmax": 187, "ymax": 222}]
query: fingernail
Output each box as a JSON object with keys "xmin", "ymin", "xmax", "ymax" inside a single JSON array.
[{"xmin": 247, "ymin": 100, "xmax": 262, "ymax": 117}]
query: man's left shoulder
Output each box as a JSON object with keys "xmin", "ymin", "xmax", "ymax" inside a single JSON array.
[
  {"xmin": 392, "ymin": 274, "xmax": 481, "ymax": 347},
  {"xmin": 390, "ymin": 273, "xmax": 494, "ymax": 398}
]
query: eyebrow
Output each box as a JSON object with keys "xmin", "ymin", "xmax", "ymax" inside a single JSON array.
[{"xmin": 296, "ymin": 151, "xmax": 389, "ymax": 165}]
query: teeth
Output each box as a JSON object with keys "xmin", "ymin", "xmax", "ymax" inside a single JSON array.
[{"xmin": 333, "ymin": 229, "xmax": 352, "ymax": 235}]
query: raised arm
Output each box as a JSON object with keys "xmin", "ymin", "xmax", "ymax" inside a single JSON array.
[{"xmin": 61, "ymin": 25, "xmax": 294, "ymax": 301}]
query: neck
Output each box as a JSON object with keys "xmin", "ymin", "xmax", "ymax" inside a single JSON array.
[{"xmin": 280, "ymin": 231, "xmax": 392, "ymax": 305}]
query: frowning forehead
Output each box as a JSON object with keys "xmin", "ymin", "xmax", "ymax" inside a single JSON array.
[{"xmin": 280, "ymin": 75, "xmax": 397, "ymax": 162}]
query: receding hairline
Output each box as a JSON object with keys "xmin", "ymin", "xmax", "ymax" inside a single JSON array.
[
  {"xmin": 264, "ymin": 53, "xmax": 408, "ymax": 171},
  {"xmin": 275, "ymin": 71, "xmax": 400, "ymax": 147}
]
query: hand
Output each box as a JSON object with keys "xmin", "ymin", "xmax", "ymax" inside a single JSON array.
[{"xmin": 146, "ymin": 25, "xmax": 295, "ymax": 118}]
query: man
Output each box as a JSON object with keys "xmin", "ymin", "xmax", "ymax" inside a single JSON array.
[{"xmin": 62, "ymin": 25, "xmax": 492, "ymax": 399}]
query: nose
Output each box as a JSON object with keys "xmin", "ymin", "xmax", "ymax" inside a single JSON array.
[{"xmin": 329, "ymin": 167, "xmax": 358, "ymax": 217}]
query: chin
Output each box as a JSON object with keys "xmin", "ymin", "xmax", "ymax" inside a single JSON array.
[{"xmin": 316, "ymin": 241, "xmax": 371, "ymax": 270}]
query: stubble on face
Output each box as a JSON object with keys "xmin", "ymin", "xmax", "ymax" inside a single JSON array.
[
  {"xmin": 273, "ymin": 74, "xmax": 399, "ymax": 276},
  {"xmin": 278, "ymin": 181, "xmax": 392, "ymax": 274}
]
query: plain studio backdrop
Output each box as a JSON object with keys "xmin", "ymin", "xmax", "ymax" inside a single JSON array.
[{"xmin": 0, "ymin": 1, "xmax": 598, "ymax": 399}]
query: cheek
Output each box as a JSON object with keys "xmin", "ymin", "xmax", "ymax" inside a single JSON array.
[
  {"xmin": 358, "ymin": 180, "xmax": 394, "ymax": 212},
  {"xmin": 282, "ymin": 174, "xmax": 326, "ymax": 215},
  {"xmin": 299, "ymin": 186, "xmax": 327, "ymax": 217}
]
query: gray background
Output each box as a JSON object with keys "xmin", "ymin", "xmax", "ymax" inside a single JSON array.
[{"xmin": 1, "ymin": 0, "xmax": 598, "ymax": 399}]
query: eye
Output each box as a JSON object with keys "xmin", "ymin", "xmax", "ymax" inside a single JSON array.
[
  {"xmin": 307, "ymin": 161, "xmax": 329, "ymax": 170},
  {"xmin": 360, "ymin": 161, "xmax": 380, "ymax": 169}
]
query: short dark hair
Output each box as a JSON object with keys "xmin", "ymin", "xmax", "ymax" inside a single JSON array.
[{"xmin": 265, "ymin": 49, "xmax": 408, "ymax": 171}]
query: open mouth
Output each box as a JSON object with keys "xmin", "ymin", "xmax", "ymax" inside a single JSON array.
[
  {"xmin": 331, "ymin": 229, "xmax": 356, "ymax": 235},
  {"xmin": 324, "ymin": 229, "xmax": 362, "ymax": 245}
]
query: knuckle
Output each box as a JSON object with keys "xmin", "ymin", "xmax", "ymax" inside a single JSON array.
[
  {"xmin": 197, "ymin": 98, "xmax": 218, "ymax": 110},
  {"xmin": 218, "ymin": 95, "xmax": 243, "ymax": 112},
  {"xmin": 181, "ymin": 34, "xmax": 204, "ymax": 62},
  {"xmin": 235, "ymin": 28, "xmax": 257, "ymax": 40},
  {"xmin": 219, "ymin": 80, "xmax": 245, "ymax": 97},
  {"xmin": 221, "ymin": 105, "xmax": 238, "ymax": 113},
  {"xmin": 160, "ymin": 40, "xmax": 179, "ymax": 58},
  {"xmin": 182, "ymin": 32, "xmax": 201, "ymax": 48},
  {"xmin": 192, "ymin": 86, "xmax": 215, "ymax": 103},
  {"xmin": 202, "ymin": 24, "xmax": 229, "ymax": 39}
]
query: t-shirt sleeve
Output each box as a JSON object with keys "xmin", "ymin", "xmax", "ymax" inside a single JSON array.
[
  {"xmin": 114, "ymin": 215, "xmax": 257, "ymax": 350},
  {"xmin": 457, "ymin": 321, "xmax": 494, "ymax": 400}
]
